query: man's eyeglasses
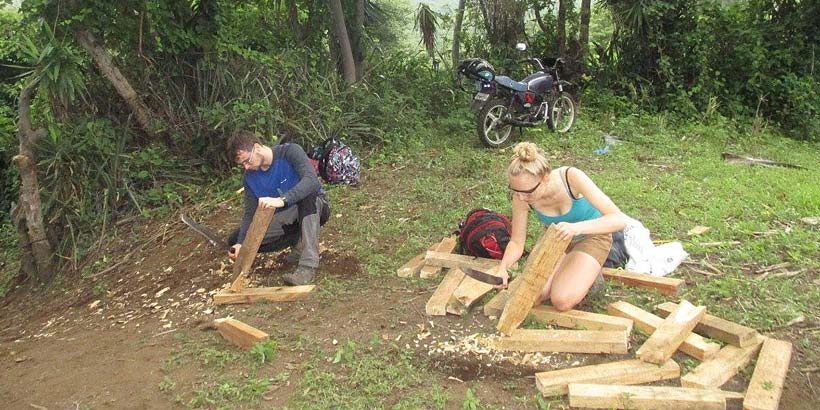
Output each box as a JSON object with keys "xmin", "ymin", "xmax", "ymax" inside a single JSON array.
[
  {"xmin": 509, "ymin": 181, "xmax": 541, "ymax": 195},
  {"xmin": 239, "ymin": 146, "xmax": 256, "ymax": 167}
]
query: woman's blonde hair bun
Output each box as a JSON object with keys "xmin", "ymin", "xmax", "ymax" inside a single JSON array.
[
  {"xmin": 508, "ymin": 142, "xmax": 550, "ymax": 177},
  {"xmin": 513, "ymin": 142, "xmax": 541, "ymax": 162}
]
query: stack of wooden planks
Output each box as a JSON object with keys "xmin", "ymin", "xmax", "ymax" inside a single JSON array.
[
  {"xmin": 401, "ymin": 225, "xmax": 793, "ymax": 410},
  {"xmin": 397, "ymin": 235, "xmax": 505, "ymax": 316},
  {"xmin": 529, "ymin": 298, "xmax": 790, "ymax": 409}
]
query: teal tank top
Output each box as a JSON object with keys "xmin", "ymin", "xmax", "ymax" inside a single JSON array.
[{"xmin": 531, "ymin": 167, "xmax": 602, "ymax": 225}]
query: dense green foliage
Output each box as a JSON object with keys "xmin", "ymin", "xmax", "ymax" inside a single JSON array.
[
  {"xmin": 595, "ymin": 0, "xmax": 820, "ymax": 139},
  {"xmin": 0, "ymin": 0, "xmax": 817, "ymax": 283}
]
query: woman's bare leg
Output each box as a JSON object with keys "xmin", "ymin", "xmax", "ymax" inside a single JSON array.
[{"xmin": 537, "ymin": 251, "xmax": 601, "ymax": 311}]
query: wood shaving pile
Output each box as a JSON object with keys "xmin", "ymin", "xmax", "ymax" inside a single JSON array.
[{"xmin": 427, "ymin": 333, "xmax": 557, "ymax": 367}]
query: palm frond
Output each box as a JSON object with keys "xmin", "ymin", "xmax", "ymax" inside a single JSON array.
[{"xmin": 414, "ymin": 3, "xmax": 438, "ymax": 58}]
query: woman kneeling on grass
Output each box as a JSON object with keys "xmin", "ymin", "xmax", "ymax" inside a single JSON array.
[{"xmin": 496, "ymin": 142, "xmax": 626, "ymax": 311}]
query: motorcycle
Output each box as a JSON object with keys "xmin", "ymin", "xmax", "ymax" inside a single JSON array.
[{"xmin": 457, "ymin": 43, "xmax": 576, "ymax": 148}]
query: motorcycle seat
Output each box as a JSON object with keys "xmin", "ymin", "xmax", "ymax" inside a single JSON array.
[{"xmin": 495, "ymin": 76, "xmax": 529, "ymax": 92}]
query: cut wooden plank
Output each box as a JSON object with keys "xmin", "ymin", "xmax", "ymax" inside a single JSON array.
[
  {"xmin": 743, "ymin": 338, "xmax": 792, "ymax": 410},
  {"xmin": 535, "ymin": 359, "xmax": 679, "ymax": 397},
  {"xmin": 213, "ymin": 285, "xmax": 315, "ymax": 305},
  {"xmin": 424, "ymin": 251, "xmax": 499, "ymax": 272},
  {"xmin": 655, "ymin": 302, "xmax": 760, "ymax": 347},
  {"xmin": 419, "ymin": 236, "xmax": 458, "ymax": 279},
  {"xmin": 397, "ymin": 252, "xmax": 425, "ymax": 278},
  {"xmin": 636, "ymin": 300, "xmax": 706, "ymax": 364},
  {"xmin": 214, "ymin": 318, "xmax": 269, "ymax": 349},
  {"xmin": 483, "ymin": 290, "xmax": 508, "ymax": 317},
  {"xmin": 608, "ymin": 301, "xmax": 720, "ymax": 361},
  {"xmin": 602, "ymin": 268, "xmax": 684, "ymax": 296},
  {"xmin": 482, "ymin": 277, "xmax": 522, "ymax": 317},
  {"xmin": 530, "ymin": 305, "xmax": 633, "ymax": 334},
  {"xmin": 446, "ymin": 273, "xmax": 495, "ymax": 315},
  {"xmin": 568, "ymin": 383, "xmax": 728, "ymax": 410},
  {"xmin": 497, "ymin": 225, "xmax": 570, "ymax": 335},
  {"xmin": 493, "ymin": 329, "xmax": 628, "ymax": 354},
  {"xmin": 425, "ymin": 267, "xmax": 465, "ymax": 316},
  {"xmin": 229, "ymin": 205, "xmax": 276, "ymax": 292},
  {"xmin": 681, "ymin": 336, "xmax": 764, "ymax": 389},
  {"xmin": 397, "ymin": 243, "xmax": 439, "ymax": 277}
]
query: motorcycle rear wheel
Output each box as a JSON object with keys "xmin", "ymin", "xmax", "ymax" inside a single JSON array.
[
  {"xmin": 477, "ymin": 99, "xmax": 515, "ymax": 148},
  {"xmin": 549, "ymin": 93, "xmax": 576, "ymax": 133}
]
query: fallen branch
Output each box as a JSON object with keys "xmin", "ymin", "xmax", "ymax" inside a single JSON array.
[{"xmin": 721, "ymin": 152, "xmax": 806, "ymax": 169}]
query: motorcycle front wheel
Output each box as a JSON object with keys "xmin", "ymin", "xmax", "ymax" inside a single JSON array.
[
  {"xmin": 477, "ymin": 99, "xmax": 515, "ymax": 148},
  {"xmin": 549, "ymin": 93, "xmax": 576, "ymax": 133}
]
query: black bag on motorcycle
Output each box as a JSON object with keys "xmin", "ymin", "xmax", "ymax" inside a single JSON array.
[{"xmin": 458, "ymin": 58, "xmax": 495, "ymax": 82}]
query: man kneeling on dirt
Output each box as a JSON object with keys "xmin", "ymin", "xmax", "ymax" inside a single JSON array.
[{"xmin": 226, "ymin": 131, "xmax": 330, "ymax": 285}]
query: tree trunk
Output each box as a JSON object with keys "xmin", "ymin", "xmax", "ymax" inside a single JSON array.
[
  {"xmin": 11, "ymin": 203, "xmax": 38, "ymax": 280},
  {"xmin": 75, "ymin": 30, "xmax": 156, "ymax": 135},
  {"xmin": 288, "ymin": 0, "xmax": 301, "ymax": 40},
  {"xmin": 452, "ymin": 0, "xmax": 466, "ymax": 68},
  {"xmin": 477, "ymin": 0, "xmax": 492, "ymax": 42},
  {"xmin": 15, "ymin": 82, "xmax": 55, "ymax": 282},
  {"xmin": 328, "ymin": 0, "xmax": 357, "ymax": 84},
  {"xmin": 578, "ymin": 0, "xmax": 591, "ymax": 71},
  {"xmin": 353, "ymin": 0, "xmax": 365, "ymax": 80},
  {"xmin": 483, "ymin": 0, "xmax": 525, "ymax": 48},
  {"xmin": 533, "ymin": 6, "xmax": 549, "ymax": 34},
  {"xmin": 557, "ymin": 0, "xmax": 567, "ymax": 56}
]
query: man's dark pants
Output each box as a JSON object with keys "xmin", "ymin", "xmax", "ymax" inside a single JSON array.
[{"xmin": 228, "ymin": 192, "xmax": 330, "ymax": 268}]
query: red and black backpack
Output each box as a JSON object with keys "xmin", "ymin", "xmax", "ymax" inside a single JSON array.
[{"xmin": 457, "ymin": 208, "xmax": 512, "ymax": 259}]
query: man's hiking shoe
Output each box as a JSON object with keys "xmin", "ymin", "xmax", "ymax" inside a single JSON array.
[
  {"xmin": 588, "ymin": 271, "xmax": 606, "ymax": 296},
  {"xmin": 285, "ymin": 250, "xmax": 301, "ymax": 265},
  {"xmin": 283, "ymin": 265, "xmax": 315, "ymax": 286}
]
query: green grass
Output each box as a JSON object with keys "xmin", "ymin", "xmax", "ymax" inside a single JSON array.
[
  {"xmin": 289, "ymin": 339, "xmax": 429, "ymax": 409},
  {"xmin": 158, "ymin": 331, "xmax": 285, "ymax": 409},
  {"xmin": 113, "ymin": 106, "xmax": 820, "ymax": 408}
]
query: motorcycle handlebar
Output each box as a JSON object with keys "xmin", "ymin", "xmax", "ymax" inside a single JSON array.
[{"xmin": 518, "ymin": 58, "xmax": 545, "ymax": 71}]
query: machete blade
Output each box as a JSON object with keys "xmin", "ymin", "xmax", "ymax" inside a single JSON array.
[
  {"xmin": 460, "ymin": 265, "xmax": 504, "ymax": 286},
  {"xmin": 180, "ymin": 213, "xmax": 230, "ymax": 251}
]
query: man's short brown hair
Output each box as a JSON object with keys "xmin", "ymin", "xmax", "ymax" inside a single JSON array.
[{"xmin": 226, "ymin": 130, "xmax": 261, "ymax": 160}]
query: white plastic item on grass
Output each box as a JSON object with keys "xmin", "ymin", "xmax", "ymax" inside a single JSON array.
[
  {"xmin": 623, "ymin": 216, "xmax": 654, "ymax": 273},
  {"xmin": 650, "ymin": 242, "xmax": 688, "ymax": 277},
  {"xmin": 623, "ymin": 216, "xmax": 688, "ymax": 277}
]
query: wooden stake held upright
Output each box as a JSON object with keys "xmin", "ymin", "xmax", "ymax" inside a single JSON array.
[
  {"xmin": 497, "ymin": 225, "xmax": 570, "ymax": 335},
  {"xmin": 229, "ymin": 205, "xmax": 276, "ymax": 292}
]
